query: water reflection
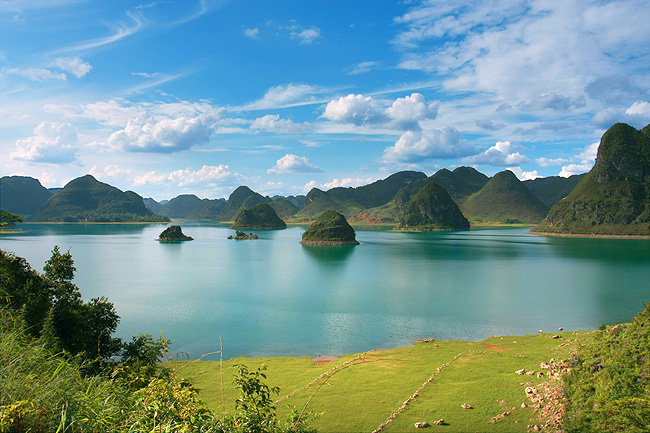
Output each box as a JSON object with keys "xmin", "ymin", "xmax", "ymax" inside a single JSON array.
[{"xmin": 301, "ymin": 244, "xmax": 357, "ymax": 264}]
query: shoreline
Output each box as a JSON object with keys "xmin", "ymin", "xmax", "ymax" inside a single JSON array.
[
  {"xmin": 529, "ymin": 230, "xmax": 650, "ymax": 239},
  {"xmin": 300, "ymin": 239, "xmax": 360, "ymax": 245}
]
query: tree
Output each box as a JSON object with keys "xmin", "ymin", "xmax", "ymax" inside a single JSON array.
[{"xmin": 0, "ymin": 210, "xmax": 22, "ymax": 227}]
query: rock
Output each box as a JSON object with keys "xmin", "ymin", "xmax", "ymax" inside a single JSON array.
[
  {"xmin": 526, "ymin": 370, "xmax": 536, "ymax": 375},
  {"xmin": 551, "ymin": 334, "xmax": 561, "ymax": 339},
  {"xmin": 516, "ymin": 369, "xmax": 526, "ymax": 375},
  {"xmin": 433, "ymin": 419, "xmax": 444, "ymax": 425},
  {"xmin": 461, "ymin": 404, "xmax": 472, "ymax": 409},
  {"xmin": 414, "ymin": 422, "xmax": 429, "ymax": 428},
  {"xmin": 521, "ymin": 403, "xmax": 528, "ymax": 409},
  {"xmin": 558, "ymin": 327, "xmax": 563, "ymax": 331},
  {"xmin": 540, "ymin": 362, "xmax": 549, "ymax": 369},
  {"xmin": 157, "ymin": 225, "xmax": 193, "ymax": 241},
  {"xmin": 537, "ymin": 372, "xmax": 545, "ymax": 378},
  {"xmin": 533, "ymin": 425, "xmax": 541, "ymax": 432},
  {"xmin": 538, "ymin": 330, "xmax": 543, "ymax": 333}
]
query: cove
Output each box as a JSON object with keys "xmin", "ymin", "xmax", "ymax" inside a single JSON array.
[{"xmin": 2, "ymin": 223, "xmax": 648, "ymax": 360}]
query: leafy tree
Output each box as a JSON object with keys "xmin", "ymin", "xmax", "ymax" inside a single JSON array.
[{"xmin": 0, "ymin": 211, "xmax": 22, "ymax": 227}]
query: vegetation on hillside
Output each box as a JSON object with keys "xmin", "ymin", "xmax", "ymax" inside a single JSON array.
[
  {"xmin": 157, "ymin": 225, "xmax": 194, "ymax": 241},
  {"xmin": 0, "ymin": 176, "xmax": 52, "ymax": 219},
  {"xmin": 157, "ymin": 194, "xmax": 202, "ymax": 218},
  {"xmin": 534, "ymin": 123, "xmax": 650, "ymax": 236},
  {"xmin": 300, "ymin": 210, "xmax": 358, "ymax": 245},
  {"xmin": 430, "ymin": 166, "xmax": 489, "ymax": 201},
  {"xmin": 523, "ymin": 174, "xmax": 586, "ymax": 208},
  {"xmin": 562, "ymin": 303, "xmax": 650, "ymax": 432},
  {"xmin": 460, "ymin": 170, "xmax": 549, "ymax": 224},
  {"xmin": 218, "ymin": 186, "xmax": 271, "ymax": 221},
  {"xmin": 397, "ymin": 181, "xmax": 470, "ymax": 230},
  {"xmin": 33, "ymin": 175, "xmax": 168, "ymax": 223},
  {"xmin": 231, "ymin": 203, "xmax": 287, "ymax": 229}
]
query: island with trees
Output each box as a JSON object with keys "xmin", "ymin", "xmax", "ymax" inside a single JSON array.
[
  {"xmin": 156, "ymin": 225, "xmax": 193, "ymax": 241},
  {"xmin": 230, "ymin": 203, "xmax": 286, "ymax": 229},
  {"xmin": 300, "ymin": 210, "xmax": 359, "ymax": 245}
]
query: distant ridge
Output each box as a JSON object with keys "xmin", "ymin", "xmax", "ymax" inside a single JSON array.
[
  {"xmin": 398, "ymin": 181, "xmax": 469, "ymax": 230},
  {"xmin": 230, "ymin": 203, "xmax": 286, "ymax": 229},
  {"xmin": 217, "ymin": 186, "xmax": 271, "ymax": 221},
  {"xmin": 0, "ymin": 176, "xmax": 53, "ymax": 218},
  {"xmin": 34, "ymin": 175, "xmax": 168, "ymax": 222},
  {"xmin": 430, "ymin": 166, "xmax": 490, "ymax": 201},
  {"xmin": 533, "ymin": 123, "xmax": 650, "ymax": 236},
  {"xmin": 523, "ymin": 174, "xmax": 585, "ymax": 208},
  {"xmin": 460, "ymin": 170, "xmax": 549, "ymax": 224}
]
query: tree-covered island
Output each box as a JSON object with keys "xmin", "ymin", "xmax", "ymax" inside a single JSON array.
[{"xmin": 300, "ymin": 210, "xmax": 359, "ymax": 245}]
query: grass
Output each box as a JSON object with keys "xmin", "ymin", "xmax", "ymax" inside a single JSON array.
[{"xmin": 171, "ymin": 331, "xmax": 597, "ymax": 433}]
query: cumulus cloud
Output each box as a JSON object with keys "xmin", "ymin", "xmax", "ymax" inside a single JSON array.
[
  {"xmin": 592, "ymin": 101, "xmax": 650, "ymax": 129},
  {"xmin": 50, "ymin": 57, "xmax": 92, "ymax": 77},
  {"xmin": 3, "ymin": 67, "xmax": 66, "ymax": 82},
  {"xmin": 382, "ymin": 127, "xmax": 477, "ymax": 163},
  {"xmin": 322, "ymin": 94, "xmax": 387, "ymax": 126},
  {"xmin": 625, "ymin": 101, "xmax": 650, "ymax": 116},
  {"xmin": 243, "ymin": 27, "xmax": 259, "ymax": 38},
  {"xmin": 322, "ymin": 93, "xmax": 437, "ymax": 130},
  {"xmin": 559, "ymin": 141, "xmax": 599, "ymax": 177},
  {"xmin": 267, "ymin": 154, "xmax": 322, "ymax": 174},
  {"xmin": 250, "ymin": 114, "xmax": 309, "ymax": 133},
  {"xmin": 89, "ymin": 164, "xmax": 131, "ymax": 179},
  {"xmin": 106, "ymin": 116, "xmax": 213, "ymax": 153},
  {"xmin": 517, "ymin": 93, "xmax": 586, "ymax": 112},
  {"xmin": 507, "ymin": 166, "xmax": 541, "ymax": 181},
  {"xmin": 461, "ymin": 141, "xmax": 531, "ymax": 166},
  {"xmin": 134, "ymin": 165, "xmax": 240, "ymax": 187},
  {"xmin": 11, "ymin": 121, "xmax": 78, "ymax": 163}
]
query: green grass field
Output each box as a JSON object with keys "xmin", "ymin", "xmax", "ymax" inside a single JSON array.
[{"xmin": 171, "ymin": 331, "xmax": 597, "ymax": 433}]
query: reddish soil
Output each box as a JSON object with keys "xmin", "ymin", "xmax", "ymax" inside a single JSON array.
[{"xmin": 483, "ymin": 343, "xmax": 507, "ymax": 351}]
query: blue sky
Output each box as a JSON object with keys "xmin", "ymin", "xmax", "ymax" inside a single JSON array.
[{"xmin": 1, "ymin": 0, "xmax": 649, "ymax": 201}]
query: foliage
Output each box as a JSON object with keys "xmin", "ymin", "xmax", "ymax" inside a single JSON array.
[
  {"xmin": 397, "ymin": 181, "xmax": 469, "ymax": 229},
  {"xmin": 217, "ymin": 186, "xmax": 271, "ymax": 222},
  {"xmin": 430, "ymin": 166, "xmax": 489, "ymax": 201},
  {"xmin": 300, "ymin": 210, "xmax": 357, "ymax": 243},
  {"xmin": 231, "ymin": 203, "xmax": 286, "ymax": 229},
  {"xmin": 0, "ymin": 211, "xmax": 22, "ymax": 227},
  {"xmin": 523, "ymin": 174, "xmax": 585, "ymax": 208},
  {"xmin": 460, "ymin": 170, "xmax": 549, "ymax": 224},
  {"xmin": 33, "ymin": 174, "xmax": 169, "ymax": 222},
  {"xmin": 534, "ymin": 123, "xmax": 650, "ymax": 235},
  {"xmin": 0, "ymin": 176, "xmax": 52, "ymax": 218},
  {"xmin": 158, "ymin": 225, "xmax": 194, "ymax": 241},
  {"xmin": 563, "ymin": 303, "xmax": 650, "ymax": 432}
]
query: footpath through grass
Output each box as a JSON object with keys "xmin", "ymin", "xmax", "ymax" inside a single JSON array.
[{"xmin": 172, "ymin": 331, "xmax": 596, "ymax": 433}]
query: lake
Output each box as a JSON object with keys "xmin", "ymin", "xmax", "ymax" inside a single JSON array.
[{"xmin": 2, "ymin": 223, "xmax": 648, "ymax": 360}]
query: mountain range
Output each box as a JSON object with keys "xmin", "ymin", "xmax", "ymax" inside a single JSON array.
[{"xmin": 4, "ymin": 123, "xmax": 646, "ymax": 235}]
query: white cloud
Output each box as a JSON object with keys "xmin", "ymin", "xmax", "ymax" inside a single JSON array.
[
  {"xmin": 322, "ymin": 177, "xmax": 373, "ymax": 189},
  {"xmin": 11, "ymin": 121, "xmax": 78, "ymax": 163},
  {"xmin": 348, "ymin": 61, "xmax": 380, "ymax": 75},
  {"xmin": 242, "ymin": 83, "xmax": 323, "ymax": 110},
  {"xmin": 3, "ymin": 67, "xmax": 66, "ymax": 82},
  {"xmin": 476, "ymin": 119, "xmax": 505, "ymax": 130},
  {"xmin": 50, "ymin": 57, "xmax": 92, "ymax": 78},
  {"xmin": 507, "ymin": 166, "xmax": 541, "ymax": 181},
  {"xmin": 382, "ymin": 127, "xmax": 477, "ymax": 163},
  {"xmin": 322, "ymin": 94, "xmax": 387, "ymax": 126},
  {"xmin": 517, "ymin": 93, "xmax": 586, "ymax": 112},
  {"xmin": 625, "ymin": 101, "xmax": 650, "ymax": 116},
  {"xmin": 89, "ymin": 164, "xmax": 131, "ymax": 179},
  {"xmin": 559, "ymin": 163, "xmax": 592, "ymax": 178},
  {"xmin": 243, "ymin": 27, "xmax": 259, "ymax": 39},
  {"xmin": 386, "ymin": 93, "xmax": 439, "ymax": 130},
  {"xmin": 267, "ymin": 154, "xmax": 322, "ymax": 175},
  {"xmin": 134, "ymin": 165, "xmax": 240, "ymax": 187},
  {"xmin": 559, "ymin": 141, "xmax": 599, "ymax": 177},
  {"xmin": 105, "ymin": 116, "xmax": 213, "ymax": 153},
  {"xmin": 291, "ymin": 26, "xmax": 320, "ymax": 44},
  {"xmin": 250, "ymin": 114, "xmax": 309, "ymax": 133},
  {"xmin": 536, "ymin": 157, "xmax": 569, "ymax": 167},
  {"xmin": 461, "ymin": 141, "xmax": 531, "ymax": 166}
]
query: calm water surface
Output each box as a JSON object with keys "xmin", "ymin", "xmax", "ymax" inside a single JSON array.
[{"xmin": 2, "ymin": 223, "xmax": 649, "ymax": 359}]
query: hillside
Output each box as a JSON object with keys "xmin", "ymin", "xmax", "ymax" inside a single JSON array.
[
  {"xmin": 230, "ymin": 203, "xmax": 286, "ymax": 229},
  {"xmin": 300, "ymin": 210, "xmax": 359, "ymax": 245},
  {"xmin": 186, "ymin": 198, "xmax": 227, "ymax": 219},
  {"xmin": 460, "ymin": 170, "xmax": 550, "ymax": 224},
  {"xmin": 533, "ymin": 123, "xmax": 650, "ymax": 236},
  {"xmin": 157, "ymin": 194, "xmax": 202, "ymax": 218},
  {"xmin": 0, "ymin": 176, "xmax": 53, "ymax": 218},
  {"xmin": 523, "ymin": 174, "xmax": 585, "ymax": 208},
  {"xmin": 296, "ymin": 171, "xmax": 426, "ymax": 221},
  {"xmin": 34, "ymin": 175, "xmax": 168, "ymax": 222},
  {"xmin": 398, "ymin": 181, "xmax": 470, "ymax": 230},
  {"xmin": 269, "ymin": 198, "xmax": 299, "ymax": 218},
  {"xmin": 217, "ymin": 186, "xmax": 271, "ymax": 221},
  {"xmin": 430, "ymin": 166, "xmax": 490, "ymax": 201}
]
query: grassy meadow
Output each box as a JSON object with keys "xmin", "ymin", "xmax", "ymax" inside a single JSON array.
[{"xmin": 172, "ymin": 331, "xmax": 597, "ymax": 433}]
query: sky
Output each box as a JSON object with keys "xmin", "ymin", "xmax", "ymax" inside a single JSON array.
[{"xmin": 1, "ymin": 0, "xmax": 650, "ymax": 201}]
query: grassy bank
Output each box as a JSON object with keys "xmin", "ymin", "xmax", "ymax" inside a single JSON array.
[{"xmin": 173, "ymin": 331, "xmax": 596, "ymax": 433}]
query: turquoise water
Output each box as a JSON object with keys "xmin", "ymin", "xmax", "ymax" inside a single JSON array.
[{"xmin": 2, "ymin": 223, "xmax": 649, "ymax": 360}]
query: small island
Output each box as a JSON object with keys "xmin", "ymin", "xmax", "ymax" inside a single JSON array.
[
  {"xmin": 228, "ymin": 230, "xmax": 259, "ymax": 240},
  {"xmin": 156, "ymin": 225, "xmax": 193, "ymax": 241},
  {"xmin": 230, "ymin": 203, "xmax": 286, "ymax": 229},
  {"xmin": 396, "ymin": 181, "xmax": 470, "ymax": 231},
  {"xmin": 300, "ymin": 210, "xmax": 359, "ymax": 245}
]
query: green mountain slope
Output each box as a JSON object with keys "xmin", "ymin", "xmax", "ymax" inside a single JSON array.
[
  {"xmin": 523, "ymin": 174, "xmax": 586, "ymax": 208},
  {"xmin": 300, "ymin": 210, "xmax": 359, "ymax": 245},
  {"xmin": 533, "ymin": 123, "xmax": 650, "ymax": 235},
  {"xmin": 0, "ymin": 176, "xmax": 53, "ymax": 218},
  {"xmin": 294, "ymin": 188, "xmax": 365, "ymax": 220},
  {"xmin": 34, "ymin": 175, "xmax": 168, "ymax": 222},
  {"xmin": 186, "ymin": 198, "xmax": 227, "ymax": 219},
  {"xmin": 269, "ymin": 198, "xmax": 299, "ymax": 218},
  {"xmin": 217, "ymin": 186, "xmax": 271, "ymax": 221},
  {"xmin": 430, "ymin": 166, "xmax": 489, "ymax": 201},
  {"xmin": 460, "ymin": 170, "xmax": 550, "ymax": 224},
  {"xmin": 158, "ymin": 194, "xmax": 202, "ymax": 218},
  {"xmin": 398, "ymin": 181, "xmax": 469, "ymax": 230},
  {"xmin": 230, "ymin": 203, "xmax": 286, "ymax": 229}
]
